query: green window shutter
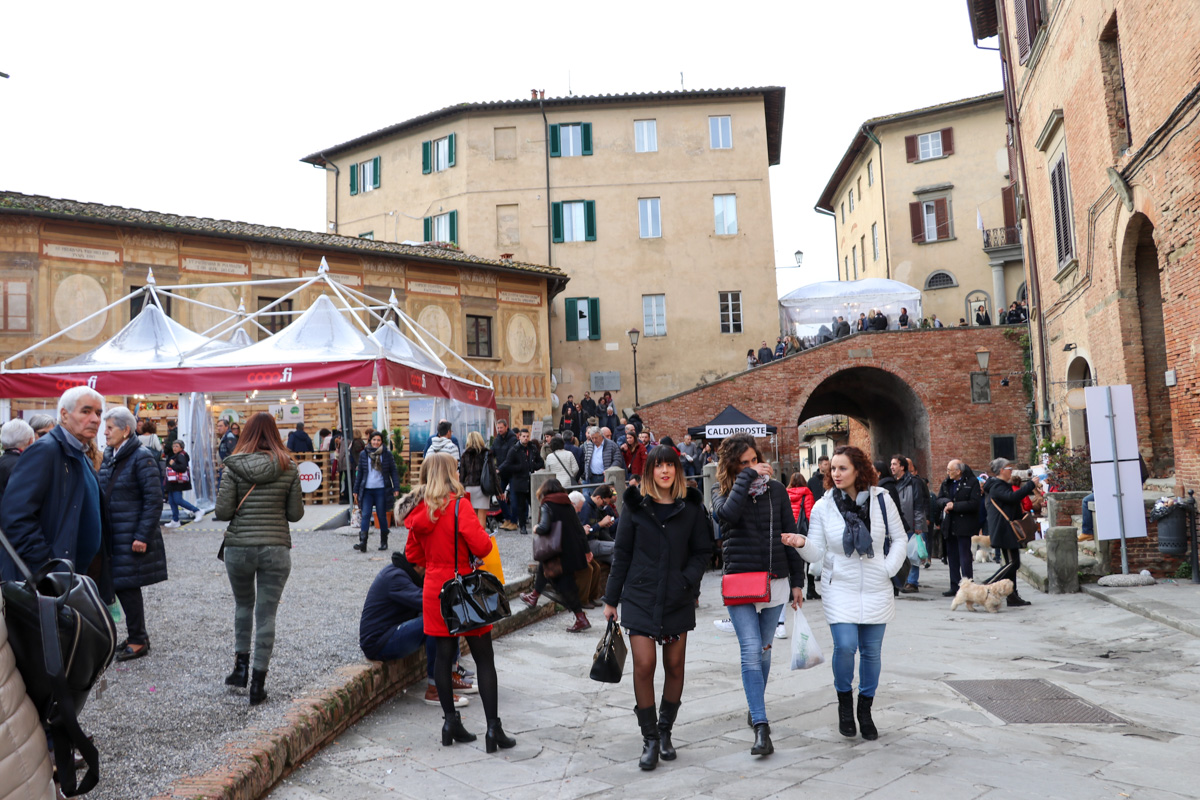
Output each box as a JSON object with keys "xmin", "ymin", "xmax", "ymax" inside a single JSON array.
[
  {"xmin": 584, "ymin": 200, "xmax": 597, "ymax": 241},
  {"xmin": 349, "ymin": 163, "xmax": 358, "ymax": 195},
  {"xmin": 587, "ymin": 297, "xmax": 601, "ymax": 339},
  {"xmin": 448, "ymin": 210, "xmax": 458, "ymax": 245},
  {"xmin": 423, "ymin": 217, "xmax": 432, "ymax": 241},
  {"xmin": 549, "ymin": 124, "xmax": 561, "ymax": 158},
  {"xmin": 448, "ymin": 133, "xmax": 456, "ymax": 167},
  {"xmin": 581, "ymin": 123, "xmax": 593, "ymax": 156},
  {"xmin": 422, "ymin": 141, "xmax": 432, "ymax": 174},
  {"xmin": 564, "ymin": 297, "xmax": 579, "ymax": 341},
  {"xmin": 372, "ymin": 156, "xmax": 381, "ymax": 188},
  {"xmin": 551, "ymin": 201, "xmax": 564, "ymax": 243}
]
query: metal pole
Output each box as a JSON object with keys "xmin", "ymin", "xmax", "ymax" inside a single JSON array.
[
  {"xmin": 632, "ymin": 344, "xmax": 639, "ymax": 407},
  {"xmin": 1104, "ymin": 387, "xmax": 1130, "ymax": 575}
]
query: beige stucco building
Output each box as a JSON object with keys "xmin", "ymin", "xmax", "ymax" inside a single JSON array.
[
  {"xmin": 817, "ymin": 93, "xmax": 1025, "ymax": 327},
  {"xmin": 300, "ymin": 88, "xmax": 785, "ymax": 409}
]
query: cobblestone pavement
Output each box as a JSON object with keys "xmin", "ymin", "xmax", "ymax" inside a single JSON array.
[{"xmin": 269, "ymin": 563, "xmax": 1200, "ymax": 800}]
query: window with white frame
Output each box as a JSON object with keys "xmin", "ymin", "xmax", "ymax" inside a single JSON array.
[
  {"xmin": 634, "ymin": 120, "xmax": 657, "ymax": 153},
  {"xmin": 1, "ymin": 280, "xmax": 30, "ymax": 331},
  {"xmin": 639, "ymin": 198, "xmax": 661, "ymax": 239},
  {"xmin": 562, "ymin": 201, "xmax": 587, "ymax": 242},
  {"xmin": 713, "ymin": 194, "xmax": 737, "ymax": 235},
  {"xmin": 719, "ymin": 291, "xmax": 742, "ymax": 333},
  {"xmin": 560, "ymin": 123, "xmax": 584, "ymax": 157},
  {"xmin": 642, "ymin": 294, "xmax": 666, "ymax": 337},
  {"xmin": 848, "ymin": 188, "xmax": 855, "ymax": 212},
  {"xmin": 867, "ymin": 160, "xmax": 875, "ymax": 186},
  {"xmin": 432, "ymin": 213, "xmax": 451, "ymax": 243},
  {"xmin": 358, "ymin": 231, "xmax": 374, "ymax": 240},
  {"xmin": 923, "ymin": 201, "xmax": 939, "ymax": 242},
  {"xmin": 350, "ymin": 156, "xmax": 380, "ymax": 195},
  {"xmin": 918, "ymin": 131, "xmax": 943, "ymax": 160},
  {"xmin": 872, "ymin": 222, "xmax": 880, "ymax": 260},
  {"xmin": 709, "ymin": 115, "xmax": 732, "ymax": 149},
  {"xmin": 433, "ymin": 136, "xmax": 451, "ymax": 172}
]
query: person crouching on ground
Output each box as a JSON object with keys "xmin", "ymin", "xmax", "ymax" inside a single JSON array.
[
  {"xmin": 519, "ymin": 478, "xmax": 593, "ymax": 632},
  {"xmin": 404, "ymin": 453, "xmax": 515, "ymax": 753},
  {"xmin": 603, "ymin": 445, "xmax": 712, "ymax": 770},
  {"xmin": 787, "ymin": 445, "xmax": 905, "ymax": 741},
  {"xmin": 713, "ymin": 433, "xmax": 807, "ymax": 758}
]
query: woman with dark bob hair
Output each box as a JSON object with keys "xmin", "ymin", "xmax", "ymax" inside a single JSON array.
[
  {"xmin": 713, "ymin": 433, "xmax": 807, "ymax": 758},
  {"xmin": 785, "ymin": 445, "xmax": 906, "ymax": 741},
  {"xmin": 604, "ymin": 445, "xmax": 711, "ymax": 770}
]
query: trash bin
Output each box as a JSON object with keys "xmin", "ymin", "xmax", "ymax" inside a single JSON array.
[{"xmin": 1157, "ymin": 505, "xmax": 1188, "ymax": 555}]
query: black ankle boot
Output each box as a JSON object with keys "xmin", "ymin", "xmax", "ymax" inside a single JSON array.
[
  {"xmin": 224, "ymin": 653, "xmax": 249, "ymax": 688},
  {"xmin": 837, "ymin": 691, "xmax": 856, "ymax": 737},
  {"xmin": 1007, "ymin": 591, "xmax": 1031, "ymax": 607},
  {"xmin": 377, "ymin": 540, "xmax": 389, "ymax": 551},
  {"xmin": 857, "ymin": 694, "xmax": 878, "ymax": 740},
  {"xmin": 657, "ymin": 699, "xmax": 680, "ymax": 761},
  {"xmin": 751, "ymin": 722, "xmax": 774, "ymax": 756},
  {"xmin": 354, "ymin": 537, "xmax": 367, "ymax": 552},
  {"xmin": 635, "ymin": 705, "xmax": 660, "ymax": 770},
  {"xmin": 485, "ymin": 718, "xmax": 516, "ymax": 753},
  {"xmin": 806, "ymin": 574, "xmax": 822, "ymax": 600},
  {"xmin": 249, "ymin": 669, "xmax": 268, "ymax": 705},
  {"xmin": 442, "ymin": 711, "xmax": 477, "ymax": 746}
]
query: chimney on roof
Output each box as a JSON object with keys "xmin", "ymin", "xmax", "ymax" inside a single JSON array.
[
  {"xmin": 539, "ymin": 90, "xmax": 545, "ymax": 99},
  {"xmin": 531, "ymin": 89, "xmax": 538, "ymax": 100}
]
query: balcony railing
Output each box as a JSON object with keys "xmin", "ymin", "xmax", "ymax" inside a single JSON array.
[{"xmin": 983, "ymin": 226, "xmax": 1021, "ymax": 249}]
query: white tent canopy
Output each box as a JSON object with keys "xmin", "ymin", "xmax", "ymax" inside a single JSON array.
[{"xmin": 779, "ymin": 278, "xmax": 922, "ymax": 327}]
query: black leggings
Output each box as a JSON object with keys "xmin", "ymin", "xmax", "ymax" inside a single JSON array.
[{"xmin": 434, "ymin": 635, "xmax": 498, "ymax": 720}]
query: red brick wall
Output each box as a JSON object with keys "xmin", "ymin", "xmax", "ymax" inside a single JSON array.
[{"xmin": 637, "ymin": 327, "xmax": 1029, "ymax": 480}]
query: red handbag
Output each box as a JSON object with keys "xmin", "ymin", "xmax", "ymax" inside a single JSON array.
[{"xmin": 721, "ymin": 487, "xmax": 774, "ymax": 606}]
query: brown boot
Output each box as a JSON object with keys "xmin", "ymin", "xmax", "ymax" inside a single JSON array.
[{"xmin": 566, "ymin": 612, "xmax": 592, "ymax": 632}]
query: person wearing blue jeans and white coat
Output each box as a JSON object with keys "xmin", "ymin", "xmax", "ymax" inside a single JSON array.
[{"xmin": 787, "ymin": 445, "xmax": 906, "ymax": 742}]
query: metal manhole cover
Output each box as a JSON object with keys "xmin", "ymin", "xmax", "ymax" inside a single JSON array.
[
  {"xmin": 945, "ymin": 679, "xmax": 1126, "ymax": 724},
  {"xmin": 1052, "ymin": 663, "xmax": 1101, "ymax": 673}
]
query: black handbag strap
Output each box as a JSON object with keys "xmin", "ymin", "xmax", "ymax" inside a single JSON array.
[{"xmin": 452, "ymin": 495, "xmax": 461, "ymax": 577}]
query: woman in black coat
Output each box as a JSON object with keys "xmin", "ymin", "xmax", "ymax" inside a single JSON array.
[
  {"xmin": 165, "ymin": 439, "xmax": 204, "ymax": 527},
  {"xmin": 713, "ymin": 433, "xmax": 806, "ymax": 758},
  {"xmin": 603, "ymin": 446, "xmax": 711, "ymax": 771},
  {"xmin": 99, "ymin": 408, "xmax": 167, "ymax": 661},
  {"xmin": 935, "ymin": 460, "xmax": 981, "ymax": 597},
  {"xmin": 983, "ymin": 458, "xmax": 1035, "ymax": 607},
  {"xmin": 519, "ymin": 478, "xmax": 591, "ymax": 630}
]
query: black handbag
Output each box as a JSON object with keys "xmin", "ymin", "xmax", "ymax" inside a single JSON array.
[
  {"xmin": 532, "ymin": 519, "xmax": 563, "ymax": 562},
  {"xmin": 439, "ymin": 498, "xmax": 511, "ymax": 635},
  {"xmin": 589, "ymin": 619, "xmax": 628, "ymax": 683},
  {"xmin": 1, "ymin": 530, "xmax": 116, "ymax": 796}
]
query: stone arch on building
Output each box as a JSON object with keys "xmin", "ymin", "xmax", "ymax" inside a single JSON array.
[
  {"xmin": 965, "ymin": 289, "xmax": 991, "ymax": 324},
  {"xmin": 1065, "ymin": 355, "xmax": 1093, "ymax": 449},
  {"xmin": 1118, "ymin": 212, "xmax": 1173, "ymax": 475},
  {"xmin": 793, "ymin": 362, "xmax": 932, "ymax": 476}
]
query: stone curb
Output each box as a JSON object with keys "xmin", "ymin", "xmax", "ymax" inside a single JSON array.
[
  {"xmin": 1018, "ymin": 553, "xmax": 1049, "ymax": 593},
  {"xmin": 151, "ymin": 574, "xmax": 560, "ymax": 800},
  {"xmin": 1081, "ymin": 584, "xmax": 1200, "ymax": 640}
]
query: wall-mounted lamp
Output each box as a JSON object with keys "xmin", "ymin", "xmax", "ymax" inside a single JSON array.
[
  {"xmin": 975, "ymin": 347, "xmax": 990, "ymax": 371},
  {"xmin": 1063, "ymin": 343, "xmax": 1077, "ymax": 352}
]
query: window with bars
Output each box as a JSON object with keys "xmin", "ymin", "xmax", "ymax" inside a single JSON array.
[
  {"xmin": 709, "ymin": 116, "xmax": 732, "ymax": 149},
  {"xmin": 713, "ymin": 194, "xmax": 737, "ymax": 235},
  {"xmin": 1, "ymin": 280, "xmax": 31, "ymax": 331},
  {"xmin": 925, "ymin": 271, "xmax": 958, "ymax": 290},
  {"xmin": 718, "ymin": 291, "xmax": 742, "ymax": 333},
  {"xmin": 1050, "ymin": 154, "xmax": 1075, "ymax": 267},
  {"xmin": 642, "ymin": 294, "xmax": 666, "ymax": 337},
  {"xmin": 466, "ymin": 315, "xmax": 492, "ymax": 358}
]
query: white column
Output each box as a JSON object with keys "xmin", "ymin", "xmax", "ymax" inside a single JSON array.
[
  {"xmin": 0, "ymin": 399, "xmax": 10, "ymax": 422},
  {"xmin": 991, "ymin": 263, "xmax": 1007, "ymax": 317}
]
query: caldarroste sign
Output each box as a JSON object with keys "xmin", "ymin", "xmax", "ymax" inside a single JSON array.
[{"xmin": 705, "ymin": 424, "xmax": 768, "ymax": 438}]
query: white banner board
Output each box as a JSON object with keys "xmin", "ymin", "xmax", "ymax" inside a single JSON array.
[
  {"xmin": 706, "ymin": 424, "xmax": 768, "ymax": 438},
  {"xmin": 297, "ymin": 461, "xmax": 323, "ymax": 494},
  {"xmin": 1084, "ymin": 385, "xmax": 1138, "ymax": 462},
  {"xmin": 1090, "ymin": 460, "xmax": 1147, "ymax": 541}
]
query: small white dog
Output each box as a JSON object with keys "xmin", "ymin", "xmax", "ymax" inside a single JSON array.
[
  {"xmin": 950, "ymin": 578, "xmax": 1014, "ymax": 613},
  {"xmin": 972, "ymin": 534, "xmax": 993, "ymax": 563}
]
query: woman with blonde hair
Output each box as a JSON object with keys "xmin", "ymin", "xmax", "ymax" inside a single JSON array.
[
  {"xmin": 457, "ymin": 430, "xmax": 495, "ymax": 528},
  {"xmin": 405, "ymin": 453, "xmax": 514, "ymax": 753}
]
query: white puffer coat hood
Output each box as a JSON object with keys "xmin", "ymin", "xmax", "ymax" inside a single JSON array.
[{"xmin": 796, "ymin": 486, "xmax": 907, "ymax": 625}]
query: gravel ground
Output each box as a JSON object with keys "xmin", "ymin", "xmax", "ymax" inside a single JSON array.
[{"xmin": 81, "ymin": 517, "xmax": 537, "ymax": 800}]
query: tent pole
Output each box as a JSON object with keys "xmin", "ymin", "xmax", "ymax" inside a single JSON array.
[{"xmin": 1, "ymin": 287, "xmax": 148, "ymax": 370}]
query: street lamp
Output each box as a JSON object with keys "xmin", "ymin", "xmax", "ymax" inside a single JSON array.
[
  {"xmin": 975, "ymin": 347, "xmax": 991, "ymax": 371},
  {"xmin": 794, "ymin": 250, "xmax": 804, "ymax": 267},
  {"xmin": 627, "ymin": 328, "xmax": 640, "ymax": 406}
]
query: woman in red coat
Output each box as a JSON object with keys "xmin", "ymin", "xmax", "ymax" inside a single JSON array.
[{"xmin": 405, "ymin": 453, "xmax": 516, "ymax": 753}]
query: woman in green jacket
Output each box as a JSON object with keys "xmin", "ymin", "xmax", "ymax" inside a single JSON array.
[{"xmin": 214, "ymin": 412, "xmax": 304, "ymax": 705}]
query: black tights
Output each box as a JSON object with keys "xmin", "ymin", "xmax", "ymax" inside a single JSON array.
[
  {"xmin": 1002, "ymin": 547, "xmax": 1021, "ymax": 570},
  {"xmin": 630, "ymin": 634, "xmax": 687, "ymax": 709},
  {"xmin": 434, "ymin": 635, "xmax": 498, "ymax": 720}
]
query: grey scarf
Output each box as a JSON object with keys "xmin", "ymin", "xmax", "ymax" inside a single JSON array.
[{"xmin": 833, "ymin": 488, "xmax": 874, "ymax": 557}]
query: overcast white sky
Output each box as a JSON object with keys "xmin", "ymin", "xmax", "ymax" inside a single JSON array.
[{"xmin": 2, "ymin": 1, "xmax": 998, "ymax": 298}]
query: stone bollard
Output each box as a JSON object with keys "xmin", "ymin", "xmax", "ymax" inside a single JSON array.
[
  {"xmin": 702, "ymin": 463, "xmax": 717, "ymax": 511},
  {"xmin": 604, "ymin": 466, "xmax": 626, "ymax": 513},
  {"xmin": 1046, "ymin": 526, "xmax": 1080, "ymax": 594},
  {"xmin": 530, "ymin": 468, "xmax": 553, "ymax": 528}
]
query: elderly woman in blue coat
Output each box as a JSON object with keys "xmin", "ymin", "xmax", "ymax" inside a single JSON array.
[{"xmin": 99, "ymin": 407, "xmax": 167, "ymax": 661}]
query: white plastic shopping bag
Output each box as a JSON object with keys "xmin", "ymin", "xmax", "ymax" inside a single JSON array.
[{"xmin": 789, "ymin": 608, "xmax": 825, "ymax": 670}]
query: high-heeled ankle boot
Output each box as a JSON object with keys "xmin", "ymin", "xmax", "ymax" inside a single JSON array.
[
  {"xmin": 635, "ymin": 705, "xmax": 660, "ymax": 770},
  {"xmin": 657, "ymin": 698, "xmax": 680, "ymax": 761},
  {"xmin": 441, "ymin": 711, "xmax": 477, "ymax": 746},
  {"xmin": 751, "ymin": 723, "xmax": 774, "ymax": 756},
  {"xmin": 837, "ymin": 690, "xmax": 856, "ymax": 737},
  {"xmin": 224, "ymin": 653, "xmax": 249, "ymax": 688},
  {"xmin": 485, "ymin": 718, "xmax": 516, "ymax": 753},
  {"xmin": 519, "ymin": 590, "xmax": 540, "ymax": 607},
  {"xmin": 249, "ymin": 669, "xmax": 268, "ymax": 705},
  {"xmin": 857, "ymin": 694, "xmax": 878, "ymax": 740}
]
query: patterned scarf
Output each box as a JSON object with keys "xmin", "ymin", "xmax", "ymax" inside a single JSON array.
[
  {"xmin": 368, "ymin": 446, "xmax": 383, "ymax": 473},
  {"xmin": 749, "ymin": 474, "xmax": 770, "ymax": 497}
]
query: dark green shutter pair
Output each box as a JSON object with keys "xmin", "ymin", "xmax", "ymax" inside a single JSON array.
[
  {"xmin": 348, "ymin": 156, "xmax": 381, "ymax": 196},
  {"xmin": 421, "ymin": 134, "xmax": 457, "ymax": 174},
  {"xmin": 548, "ymin": 123, "xmax": 593, "ymax": 157},
  {"xmin": 550, "ymin": 200, "xmax": 597, "ymax": 243},
  {"xmin": 422, "ymin": 210, "xmax": 459, "ymax": 244},
  {"xmin": 563, "ymin": 297, "xmax": 601, "ymax": 341}
]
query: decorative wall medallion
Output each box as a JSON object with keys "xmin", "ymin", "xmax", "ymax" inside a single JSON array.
[
  {"xmin": 417, "ymin": 304, "xmax": 452, "ymax": 354},
  {"xmin": 193, "ymin": 286, "xmax": 238, "ymax": 334},
  {"xmin": 54, "ymin": 274, "xmax": 108, "ymax": 340},
  {"xmin": 506, "ymin": 313, "xmax": 537, "ymax": 364}
]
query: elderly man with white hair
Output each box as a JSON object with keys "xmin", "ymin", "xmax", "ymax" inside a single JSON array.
[
  {"xmin": 0, "ymin": 418, "xmax": 36, "ymax": 505},
  {"xmin": 0, "ymin": 386, "xmax": 106, "ymax": 582}
]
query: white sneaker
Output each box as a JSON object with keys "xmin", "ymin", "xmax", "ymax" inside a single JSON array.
[
  {"xmin": 164, "ymin": 521, "xmax": 181, "ymax": 529},
  {"xmin": 193, "ymin": 510, "xmax": 207, "ymax": 523},
  {"xmin": 775, "ymin": 622, "xmax": 788, "ymax": 639},
  {"xmin": 713, "ymin": 618, "xmax": 735, "ymax": 633}
]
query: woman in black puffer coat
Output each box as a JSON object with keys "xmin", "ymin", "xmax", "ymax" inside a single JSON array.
[
  {"xmin": 99, "ymin": 407, "xmax": 167, "ymax": 662},
  {"xmin": 603, "ymin": 446, "xmax": 711, "ymax": 771},
  {"xmin": 983, "ymin": 457, "xmax": 1035, "ymax": 607},
  {"xmin": 519, "ymin": 478, "xmax": 591, "ymax": 630},
  {"xmin": 713, "ymin": 433, "xmax": 806, "ymax": 758}
]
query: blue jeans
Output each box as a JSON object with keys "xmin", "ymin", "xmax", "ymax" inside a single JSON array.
[
  {"xmin": 1081, "ymin": 493, "xmax": 1094, "ymax": 537},
  {"xmin": 168, "ymin": 490, "xmax": 200, "ymax": 522},
  {"xmin": 360, "ymin": 487, "xmax": 390, "ymax": 535},
  {"xmin": 830, "ymin": 623, "xmax": 886, "ymax": 696},
  {"xmin": 727, "ymin": 602, "xmax": 784, "ymax": 725},
  {"xmin": 372, "ymin": 617, "xmax": 439, "ymax": 679}
]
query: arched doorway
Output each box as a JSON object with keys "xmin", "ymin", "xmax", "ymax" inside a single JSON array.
[
  {"xmin": 1066, "ymin": 356, "xmax": 1092, "ymax": 449},
  {"xmin": 965, "ymin": 290, "xmax": 991, "ymax": 325},
  {"xmin": 797, "ymin": 366, "xmax": 931, "ymax": 475},
  {"xmin": 1121, "ymin": 214, "xmax": 1173, "ymax": 474}
]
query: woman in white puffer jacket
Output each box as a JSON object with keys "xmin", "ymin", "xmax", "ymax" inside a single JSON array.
[
  {"xmin": 0, "ymin": 598, "xmax": 55, "ymax": 800},
  {"xmin": 785, "ymin": 445, "xmax": 906, "ymax": 743}
]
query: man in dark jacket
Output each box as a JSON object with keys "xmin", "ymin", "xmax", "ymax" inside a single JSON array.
[
  {"xmin": 286, "ymin": 423, "xmax": 315, "ymax": 453},
  {"xmin": 359, "ymin": 551, "xmax": 472, "ymax": 704},
  {"xmin": 935, "ymin": 459, "xmax": 981, "ymax": 597},
  {"xmin": 578, "ymin": 485, "xmax": 618, "ymax": 563},
  {"xmin": 836, "ymin": 316, "xmax": 852, "ymax": 337},
  {"xmin": 807, "ymin": 456, "xmax": 829, "ymax": 503},
  {"xmin": 490, "ymin": 419, "xmax": 519, "ymax": 530},
  {"xmin": 983, "ymin": 458, "xmax": 1035, "ymax": 606},
  {"xmin": 757, "ymin": 341, "xmax": 774, "ymax": 365},
  {"xmin": 875, "ymin": 460, "xmax": 911, "ymax": 597},
  {"xmin": 503, "ymin": 429, "xmax": 543, "ymax": 534},
  {"xmin": 0, "ymin": 418, "xmax": 35, "ymax": 506},
  {"xmin": 579, "ymin": 392, "xmax": 599, "ymax": 424},
  {"xmin": 0, "ymin": 387, "xmax": 106, "ymax": 583}
]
